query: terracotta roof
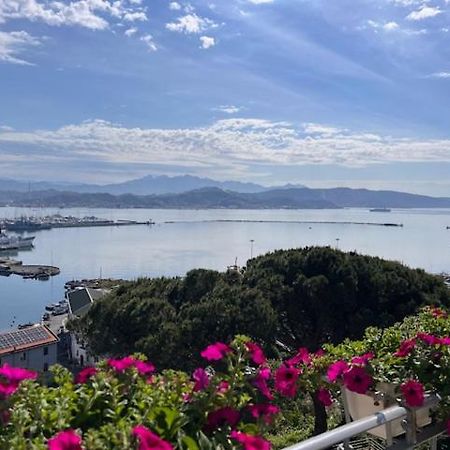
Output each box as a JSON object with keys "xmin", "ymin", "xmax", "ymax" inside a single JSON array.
[{"xmin": 0, "ymin": 324, "xmax": 58, "ymax": 356}]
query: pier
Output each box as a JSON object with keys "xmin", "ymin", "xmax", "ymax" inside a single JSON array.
[{"xmin": 0, "ymin": 257, "xmax": 60, "ymax": 280}]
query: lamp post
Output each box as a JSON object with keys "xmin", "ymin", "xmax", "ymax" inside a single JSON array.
[
  {"xmin": 335, "ymin": 238, "xmax": 340, "ymax": 250},
  {"xmin": 250, "ymin": 239, "xmax": 255, "ymax": 259}
]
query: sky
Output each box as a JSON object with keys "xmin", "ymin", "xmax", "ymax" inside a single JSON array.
[{"xmin": 0, "ymin": 0, "xmax": 449, "ymax": 195}]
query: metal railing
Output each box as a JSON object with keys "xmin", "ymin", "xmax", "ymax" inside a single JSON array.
[{"xmin": 285, "ymin": 395, "xmax": 445, "ymax": 450}]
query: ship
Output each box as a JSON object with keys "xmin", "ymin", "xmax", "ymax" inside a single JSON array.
[
  {"xmin": 0, "ymin": 230, "xmax": 35, "ymax": 251},
  {"xmin": 369, "ymin": 208, "xmax": 391, "ymax": 213}
]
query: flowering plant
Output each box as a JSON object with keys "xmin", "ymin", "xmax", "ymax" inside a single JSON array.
[{"xmin": 0, "ymin": 336, "xmax": 281, "ymax": 449}]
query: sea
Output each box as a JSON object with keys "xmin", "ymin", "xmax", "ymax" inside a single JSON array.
[{"xmin": 0, "ymin": 207, "xmax": 449, "ymax": 331}]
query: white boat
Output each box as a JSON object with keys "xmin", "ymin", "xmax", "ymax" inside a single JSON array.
[{"xmin": 0, "ymin": 231, "xmax": 35, "ymax": 251}]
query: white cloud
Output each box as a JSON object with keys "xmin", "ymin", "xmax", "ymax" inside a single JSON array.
[
  {"xmin": 166, "ymin": 13, "xmax": 217, "ymax": 34},
  {"xmin": 0, "ymin": 119, "xmax": 448, "ymax": 171},
  {"xmin": 406, "ymin": 6, "xmax": 442, "ymax": 20},
  {"xmin": 383, "ymin": 21, "xmax": 399, "ymax": 30},
  {"xmin": 0, "ymin": 0, "xmax": 148, "ymax": 30},
  {"xmin": 169, "ymin": 2, "xmax": 181, "ymax": 10},
  {"xmin": 429, "ymin": 72, "xmax": 450, "ymax": 78},
  {"xmin": 216, "ymin": 105, "xmax": 242, "ymax": 114},
  {"xmin": 0, "ymin": 30, "xmax": 42, "ymax": 65},
  {"xmin": 124, "ymin": 27, "xmax": 138, "ymax": 37},
  {"xmin": 140, "ymin": 34, "xmax": 157, "ymax": 52},
  {"xmin": 200, "ymin": 35, "xmax": 215, "ymax": 49},
  {"xmin": 248, "ymin": 0, "xmax": 274, "ymax": 4},
  {"xmin": 366, "ymin": 20, "xmax": 400, "ymax": 32}
]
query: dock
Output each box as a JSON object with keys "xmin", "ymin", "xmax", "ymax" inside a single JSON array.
[{"xmin": 0, "ymin": 257, "xmax": 60, "ymax": 279}]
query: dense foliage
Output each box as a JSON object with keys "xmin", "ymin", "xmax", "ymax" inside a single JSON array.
[{"xmin": 75, "ymin": 247, "xmax": 449, "ymax": 371}]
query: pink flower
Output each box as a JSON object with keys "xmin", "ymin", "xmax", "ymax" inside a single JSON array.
[
  {"xmin": 107, "ymin": 356, "xmax": 136, "ymax": 373},
  {"xmin": 230, "ymin": 431, "xmax": 271, "ymax": 450},
  {"xmin": 200, "ymin": 342, "xmax": 232, "ymax": 361},
  {"xmin": 314, "ymin": 349, "xmax": 326, "ymax": 358},
  {"xmin": 248, "ymin": 403, "xmax": 280, "ymax": 424},
  {"xmin": 351, "ymin": 353, "xmax": 375, "ymax": 366},
  {"xmin": 343, "ymin": 367, "xmax": 372, "ymax": 395},
  {"xmin": 75, "ymin": 367, "xmax": 97, "ymax": 384},
  {"xmin": 286, "ymin": 348, "xmax": 311, "ymax": 367},
  {"xmin": 252, "ymin": 367, "xmax": 273, "ymax": 400},
  {"xmin": 274, "ymin": 365, "xmax": 300, "ymax": 398},
  {"xmin": 401, "ymin": 380, "xmax": 425, "ymax": 407},
  {"xmin": 0, "ymin": 364, "xmax": 38, "ymax": 383},
  {"xmin": 317, "ymin": 388, "xmax": 333, "ymax": 407},
  {"xmin": 132, "ymin": 425, "xmax": 173, "ymax": 450},
  {"xmin": 135, "ymin": 360, "xmax": 156, "ymax": 376},
  {"xmin": 416, "ymin": 333, "xmax": 440, "ymax": 346},
  {"xmin": 217, "ymin": 380, "xmax": 230, "ymax": 394},
  {"xmin": 440, "ymin": 337, "xmax": 450, "ymax": 345},
  {"xmin": 206, "ymin": 407, "xmax": 240, "ymax": 431},
  {"xmin": 0, "ymin": 382, "xmax": 19, "ymax": 397},
  {"xmin": 394, "ymin": 339, "xmax": 416, "ymax": 357},
  {"xmin": 246, "ymin": 342, "xmax": 266, "ymax": 365},
  {"xmin": 47, "ymin": 429, "xmax": 82, "ymax": 450},
  {"xmin": 192, "ymin": 368, "xmax": 210, "ymax": 392},
  {"xmin": 431, "ymin": 307, "xmax": 447, "ymax": 318},
  {"xmin": 327, "ymin": 360, "xmax": 349, "ymax": 382}
]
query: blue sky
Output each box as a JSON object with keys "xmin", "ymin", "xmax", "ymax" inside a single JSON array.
[{"xmin": 0, "ymin": 0, "xmax": 449, "ymax": 195}]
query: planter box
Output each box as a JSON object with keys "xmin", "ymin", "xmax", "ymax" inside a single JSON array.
[{"xmin": 343, "ymin": 386, "xmax": 432, "ymax": 439}]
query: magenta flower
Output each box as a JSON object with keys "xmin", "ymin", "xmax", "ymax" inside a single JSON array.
[
  {"xmin": 74, "ymin": 367, "xmax": 97, "ymax": 384},
  {"xmin": 440, "ymin": 337, "xmax": 450, "ymax": 345},
  {"xmin": 252, "ymin": 367, "xmax": 273, "ymax": 400},
  {"xmin": 314, "ymin": 349, "xmax": 326, "ymax": 358},
  {"xmin": 246, "ymin": 342, "xmax": 266, "ymax": 365},
  {"xmin": 217, "ymin": 380, "xmax": 230, "ymax": 394},
  {"xmin": 248, "ymin": 403, "xmax": 280, "ymax": 424},
  {"xmin": 0, "ymin": 382, "xmax": 18, "ymax": 397},
  {"xmin": 200, "ymin": 342, "xmax": 232, "ymax": 361},
  {"xmin": 0, "ymin": 364, "xmax": 38, "ymax": 383},
  {"xmin": 416, "ymin": 333, "xmax": 440, "ymax": 346},
  {"xmin": 132, "ymin": 425, "xmax": 173, "ymax": 450},
  {"xmin": 343, "ymin": 366, "xmax": 372, "ymax": 394},
  {"xmin": 394, "ymin": 338, "xmax": 416, "ymax": 357},
  {"xmin": 317, "ymin": 388, "xmax": 333, "ymax": 407},
  {"xmin": 351, "ymin": 352, "xmax": 375, "ymax": 366},
  {"xmin": 192, "ymin": 368, "xmax": 210, "ymax": 392},
  {"xmin": 230, "ymin": 430, "xmax": 271, "ymax": 450},
  {"xmin": 135, "ymin": 360, "xmax": 156, "ymax": 376},
  {"xmin": 431, "ymin": 307, "xmax": 447, "ymax": 318},
  {"xmin": 107, "ymin": 356, "xmax": 136, "ymax": 373},
  {"xmin": 401, "ymin": 380, "xmax": 425, "ymax": 407},
  {"xmin": 47, "ymin": 429, "xmax": 82, "ymax": 450},
  {"xmin": 286, "ymin": 347, "xmax": 311, "ymax": 367},
  {"xmin": 327, "ymin": 360, "xmax": 349, "ymax": 382},
  {"xmin": 206, "ymin": 407, "xmax": 240, "ymax": 431},
  {"xmin": 275, "ymin": 365, "xmax": 300, "ymax": 398}
]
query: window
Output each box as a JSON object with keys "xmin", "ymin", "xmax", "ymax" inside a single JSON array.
[
  {"xmin": 43, "ymin": 363, "xmax": 49, "ymax": 372},
  {"xmin": 43, "ymin": 346, "xmax": 48, "ymax": 356},
  {"xmin": 21, "ymin": 352, "xmax": 27, "ymax": 361}
]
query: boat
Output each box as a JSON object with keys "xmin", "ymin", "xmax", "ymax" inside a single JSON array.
[
  {"xmin": 0, "ymin": 229, "xmax": 35, "ymax": 251},
  {"xmin": 369, "ymin": 208, "xmax": 391, "ymax": 213}
]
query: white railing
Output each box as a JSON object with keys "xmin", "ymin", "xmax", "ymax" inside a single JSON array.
[{"xmin": 284, "ymin": 395, "xmax": 445, "ymax": 450}]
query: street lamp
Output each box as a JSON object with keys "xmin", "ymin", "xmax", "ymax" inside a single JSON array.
[{"xmin": 250, "ymin": 239, "xmax": 255, "ymax": 259}]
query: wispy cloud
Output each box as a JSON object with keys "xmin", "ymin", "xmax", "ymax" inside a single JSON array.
[
  {"xmin": 0, "ymin": 30, "xmax": 42, "ymax": 65},
  {"xmin": 215, "ymin": 105, "xmax": 242, "ymax": 114},
  {"xmin": 140, "ymin": 34, "xmax": 157, "ymax": 52},
  {"xmin": 166, "ymin": 13, "xmax": 218, "ymax": 34},
  {"xmin": 429, "ymin": 72, "xmax": 450, "ymax": 78},
  {"xmin": 406, "ymin": 6, "xmax": 442, "ymax": 20}
]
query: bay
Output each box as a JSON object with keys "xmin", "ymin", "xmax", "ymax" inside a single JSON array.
[{"xmin": 0, "ymin": 207, "xmax": 449, "ymax": 331}]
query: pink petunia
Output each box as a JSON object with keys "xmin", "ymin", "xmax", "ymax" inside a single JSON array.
[
  {"xmin": 74, "ymin": 367, "xmax": 97, "ymax": 384},
  {"xmin": 440, "ymin": 337, "xmax": 450, "ymax": 345},
  {"xmin": 246, "ymin": 342, "xmax": 267, "ymax": 365},
  {"xmin": 351, "ymin": 353, "xmax": 375, "ymax": 366},
  {"xmin": 248, "ymin": 403, "xmax": 280, "ymax": 424},
  {"xmin": 217, "ymin": 380, "xmax": 230, "ymax": 394},
  {"xmin": 135, "ymin": 360, "xmax": 156, "ymax": 376},
  {"xmin": 200, "ymin": 342, "xmax": 232, "ymax": 361},
  {"xmin": 192, "ymin": 368, "xmax": 210, "ymax": 392},
  {"xmin": 394, "ymin": 339, "xmax": 416, "ymax": 357},
  {"xmin": 47, "ymin": 429, "xmax": 82, "ymax": 450},
  {"xmin": 206, "ymin": 407, "xmax": 240, "ymax": 431},
  {"xmin": 416, "ymin": 333, "xmax": 440, "ymax": 346},
  {"xmin": 252, "ymin": 367, "xmax": 273, "ymax": 400},
  {"xmin": 0, "ymin": 382, "xmax": 18, "ymax": 397},
  {"xmin": 230, "ymin": 430, "xmax": 271, "ymax": 450},
  {"xmin": 343, "ymin": 366, "xmax": 372, "ymax": 395},
  {"xmin": 107, "ymin": 356, "xmax": 136, "ymax": 373},
  {"xmin": 0, "ymin": 364, "xmax": 38, "ymax": 383},
  {"xmin": 286, "ymin": 348, "xmax": 311, "ymax": 367},
  {"xmin": 132, "ymin": 425, "xmax": 173, "ymax": 450},
  {"xmin": 317, "ymin": 388, "xmax": 333, "ymax": 407},
  {"xmin": 327, "ymin": 360, "xmax": 349, "ymax": 382},
  {"xmin": 274, "ymin": 365, "xmax": 300, "ymax": 398},
  {"xmin": 401, "ymin": 380, "xmax": 425, "ymax": 407}
]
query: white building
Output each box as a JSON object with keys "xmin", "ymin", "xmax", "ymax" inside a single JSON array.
[
  {"xmin": 0, "ymin": 324, "xmax": 58, "ymax": 373},
  {"xmin": 67, "ymin": 287, "xmax": 109, "ymax": 366}
]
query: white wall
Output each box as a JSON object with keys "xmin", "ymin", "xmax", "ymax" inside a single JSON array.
[{"xmin": 0, "ymin": 343, "xmax": 58, "ymax": 373}]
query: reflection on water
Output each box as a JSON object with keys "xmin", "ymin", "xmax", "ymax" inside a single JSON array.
[{"xmin": 0, "ymin": 207, "xmax": 449, "ymax": 330}]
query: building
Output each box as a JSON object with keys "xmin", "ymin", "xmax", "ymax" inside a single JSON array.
[
  {"xmin": 0, "ymin": 324, "xmax": 58, "ymax": 372},
  {"xmin": 67, "ymin": 287, "xmax": 109, "ymax": 366}
]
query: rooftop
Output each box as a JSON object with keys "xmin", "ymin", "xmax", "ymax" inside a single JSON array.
[{"xmin": 0, "ymin": 324, "xmax": 58, "ymax": 356}]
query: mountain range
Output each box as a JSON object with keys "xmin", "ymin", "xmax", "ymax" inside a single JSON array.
[{"xmin": 0, "ymin": 186, "xmax": 449, "ymax": 209}]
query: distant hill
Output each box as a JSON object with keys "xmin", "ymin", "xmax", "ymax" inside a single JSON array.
[
  {"xmin": 0, "ymin": 186, "xmax": 449, "ymax": 209},
  {"xmin": 0, "ymin": 175, "xmax": 304, "ymax": 195}
]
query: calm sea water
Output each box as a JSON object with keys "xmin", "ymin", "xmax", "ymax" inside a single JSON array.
[{"xmin": 0, "ymin": 207, "xmax": 449, "ymax": 330}]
